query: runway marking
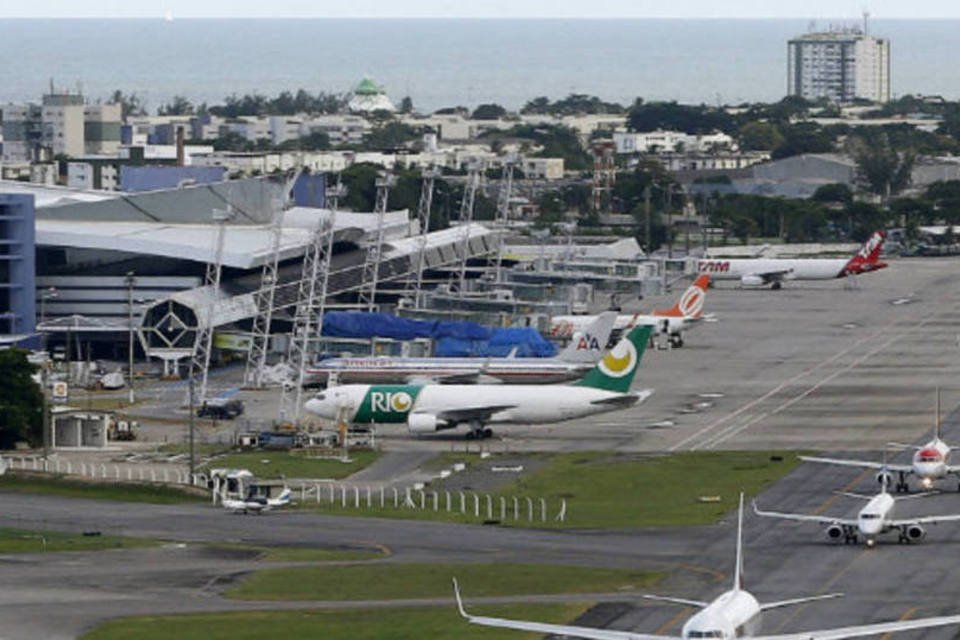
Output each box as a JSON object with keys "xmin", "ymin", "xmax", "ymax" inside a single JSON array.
[
  {"xmin": 811, "ymin": 469, "xmax": 873, "ymax": 516},
  {"xmin": 770, "ymin": 548, "xmax": 868, "ymax": 633},
  {"xmin": 879, "ymin": 607, "xmax": 917, "ymax": 640},
  {"xmin": 656, "ymin": 606, "xmax": 693, "ymax": 634},
  {"xmin": 678, "ymin": 563, "xmax": 726, "ymax": 584},
  {"xmin": 668, "ymin": 324, "xmax": 891, "ymax": 452}
]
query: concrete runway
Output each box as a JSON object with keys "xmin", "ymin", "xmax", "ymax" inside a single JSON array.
[{"xmin": 8, "ymin": 257, "xmax": 960, "ymax": 638}]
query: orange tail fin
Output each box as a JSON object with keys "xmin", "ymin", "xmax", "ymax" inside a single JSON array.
[{"xmin": 655, "ymin": 274, "xmax": 710, "ymax": 318}]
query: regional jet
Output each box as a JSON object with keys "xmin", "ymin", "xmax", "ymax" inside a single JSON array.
[
  {"xmin": 306, "ymin": 311, "xmax": 617, "ymax": 386},
  {"xmin": 697, "ymin": 230, "xmax": 886, "ymax": 289},
  {"xmin": 753, "ymin": 474, "xmax": 960, "ymax": 547},
  {"xmin": 453, "ymin": 494, "xmax": 960, "ymax": 639},
  {"xmin": 550, "ymin": 274, "xmax": 712, "ymax": 348},
  {"xmin": 304, "ymin": 325, "xmax": 653, "ymax": 439}
]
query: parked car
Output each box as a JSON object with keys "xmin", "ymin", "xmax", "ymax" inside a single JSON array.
[{"xmin": 197, "ymin": 398, "xmax": 244, "ymax": 420}]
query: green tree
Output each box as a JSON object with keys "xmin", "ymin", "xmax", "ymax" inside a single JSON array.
[
  {"xmin": 771, "ymin": 122, "xmax": 835, "ymax": 159},
  {"xmin": 399, "ymin": 96, "xmax": 414, "ymax": 114},
  {"xmin": 811, "ymin": 183, "xmax": 854, "ymax": 207},
  {"xmin": 627, "ymin": 100, "xmax": 735, "ymax": 134},
  {"xmin": 737, "ymin": 121, "xmax": 784, "ymax": 151},
  {"xmin": 847, "ymin": 132, "xmax": 915, "ymax": 201},
  {"xmin": 0, "ymin": 350, "xmax": 42, "ymax": 448},
  {"xmin": 471, "ymin": 103, "xmax": 507, "ymax": 120},
  {"xmin": 110, "ymin": 90, "xmax": 146, "ymax": 119}
]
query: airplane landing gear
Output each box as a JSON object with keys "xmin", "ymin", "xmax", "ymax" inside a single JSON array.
[
  {"xmin": 670, "ymin": 335, "xmax": 684, "ymax": 348},
  {"xmin": 843, "ymin": 532, "xmax": 858, "ymax": 545},
  {"xmin": 465, "ymin": 425, "xmax": 494, "ymax": 440},
  {"xmin": 771, "ymin": 282, "xmax": 782, "ymax": 290},
  {"xmin": 896, "ymin": 472, "xmax": 909, "ymax": 493}
]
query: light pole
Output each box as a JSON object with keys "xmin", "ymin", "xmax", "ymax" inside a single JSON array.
[
  {"xmin": 39, "ymin": 286, "xmax": 58, "ymax": 354},
  {"xmin": 125, "ymin": 272, "xmax": 136, "ymax": 404}
]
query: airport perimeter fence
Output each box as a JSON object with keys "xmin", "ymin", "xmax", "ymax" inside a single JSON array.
[
  {"xmin": 288, "ymin": 482, "xmax": 567, "ymax": 524},
  {"xmin": 5, "ymin": 455, "xmax": 196, "ymax": 486}
]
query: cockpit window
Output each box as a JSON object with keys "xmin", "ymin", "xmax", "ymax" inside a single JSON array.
[
  {"xmin": 688, "ymin": 631, "xmax": 724, "ymax": 638},
  {"xmin": 860, "ymin": 513, "xmax": 880, "ymax": 519},
  {"xmin": 315, "ymin": 393, "xmax": 326, "ymax": 401},
  {"xmin": 920, "ymin": 455, "xmax": 940, "ymax": 462}
]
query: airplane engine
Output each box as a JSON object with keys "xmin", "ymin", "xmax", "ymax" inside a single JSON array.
[
  {"xmin": 825, "ymin": 524, "xmax": 844, "ymax": 542},
  {"xmin": 407, "ymin": 413, "xmax": 440, "ymax": 433},
  {"xmin": 876, "ymin": 471, "xmax": 893, "ymax": 488},
  {"xmin": 740, "ymin": 275, "xmax": 765, "ymax": 287},
  {"xmin": 906, "ymin": 525, "xmax": 926, "ymax": 542}
]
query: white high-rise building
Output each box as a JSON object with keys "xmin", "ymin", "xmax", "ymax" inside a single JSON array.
[{"xmin": 787, "ymin": 29, "xmax": 890, "ymax": 103}]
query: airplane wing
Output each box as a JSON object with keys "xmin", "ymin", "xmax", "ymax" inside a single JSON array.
[
  {"xmin": 752, "ymin": 501, "xmax": 856, "ymax": 527},
  {"xmin": 799, "ymin": 456, "xmax": 913, "ymax": 473},
  {"xmin": 889, "ymin": 513, "xmax": 960, "ymax": 527},
  {"xmin": 759, "ymin": 593, "xmax": 843, "ymax": 612},
  {"xmin": 453, "ymin": 580, "xmax": 678, "ymax": 640},
  {"xmin": 751, "ymin": 613, "xmax": 960, "ymax": 640},
  {"xmin": 641, "ymin": 594, "xmax": 707, "ymax": 607},
  {"xmin": 436, "ymin": 405, "xmax": 517, "ymax": 424},
  {"xmin": 750, "ymin": 269, "xmax": 792, "ymax": 284}
]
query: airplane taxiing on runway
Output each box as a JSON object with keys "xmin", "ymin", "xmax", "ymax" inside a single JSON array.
[
  {"xmin": 306, "ymin": 311, "xmax": 618, "ymax": 387},
  {"xmin": 222, "ymin": 487, "xmax": 292, "ymax": 515},
  {"xmin": 304, "ymin": 324, "xmax": 653, "ymax": 440},
  {"xmin": 454, "ymin": 494, "xmax": 960, "ymax": 640},
  {"xmin": 801, "ymin": 395, "xmax": 960, "ymax": 493},
  {"xmin": 696, "ymin": 230, "xmax": 887, "ymax": 289},
  {"xmin": 549, "ymin": 274, "xmax": 712, "ymax": 348},
  {"xmin": 753, "ymin": 472, "xmax": 960, "ymax": 547}
]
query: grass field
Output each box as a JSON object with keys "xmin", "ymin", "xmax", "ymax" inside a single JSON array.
[
  {"xmin": 207, "ymin": 543, "xmax": 386, "ymax": 562},
  {"xmin": 82, "ymin": 604, "xmax": 588, "ymax": 640},
  {"xmin": 299, "ymin": 450, "xmax": 802, "ymax": 528},
  {"xmin": 0, "ymin": 527, "xmax": 157, "ymax": 553},
  {"xmin": 226, "ymin": 562, "xmax": 662, "ymax": 601},
  {"xmin": 0, "ymin": 474, "xmax": 204, "ymax": 504},
  {"xmin": 202, "ymin": 450, "xmax": 379, "ymax": 479}
]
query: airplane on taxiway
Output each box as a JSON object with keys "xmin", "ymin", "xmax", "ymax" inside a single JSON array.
[
  {"xmin": 753, "ymin": 472, "xmax": 960, "ymax": 547},
  {"xmin": 549, "ymin": 274, "xmax": 712, "ymax": 348},
  {"xmin": 223, "ymin": 487, "xmax": 292, "ymax": 515},
  {"xmin": 304, "ymin": 324, "xmax": 653, "ymax": 440},
  {"xmin": 696, "ymin": 230, "xmax": 886, "ymax": 289},
  {"xmin": 306, "ymin": 311, "xmax": 618, "ymax": 387},
  {"xmin": 454, "ymin": 493, "xmax": 960, "ymax": 639}
]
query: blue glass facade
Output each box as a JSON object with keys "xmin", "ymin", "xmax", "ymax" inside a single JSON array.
[{"xmin": 0, "ymin": 194, "xmax": 36, "ymax": 339}]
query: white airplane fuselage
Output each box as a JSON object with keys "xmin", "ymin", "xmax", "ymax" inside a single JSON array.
[
  {"xmin": 912, "ymin": 439, "xmax": 952, "ymax": 485},
  {"xmin": 698, "ymin": 258, "xmax": 849, "ymax": 283},
  {"xmin": 550, "ymin": 313, "xmax": 693, "ymax": 339},
  {"xmin": 857, "ymin": 492, "xmax": 895, "ymax": 541},
  {"xmin": 306, "ymin": 356, "xmax": 589, "ymax": 386},
  {"xmin": 682, "ymin": 590, "xmax": 761, "ymax": 639}
]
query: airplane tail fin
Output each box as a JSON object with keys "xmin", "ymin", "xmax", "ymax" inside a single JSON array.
[
  {"xmin": 654, "ymin": 275, "xmax": 711, "ymax": 318},
  {"xmin": 841, "ymin": 230, "xmax": 887, "ymax": 275},
  {"xmin": 557, "ymin": 311, "xmax": 618, "ymax": 364},
  {"xmin": 575, "ymin": 325, "xmax": 651, "ymax": 393},
  {"xmin": 936, "ymin": 387, "xmax": 942, "ymax": 441},
  {"xmin": 734, "ymin": 492, "xmax": 744, "ymax": 592}
]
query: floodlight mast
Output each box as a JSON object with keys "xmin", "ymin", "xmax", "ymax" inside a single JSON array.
[
  {"xmin": 357, "ymin": 172, "xmax": 395, "ymax": 312},
  {"xmin": 457, "ymin": 160, "xmax": 483, "ymax": 298}
]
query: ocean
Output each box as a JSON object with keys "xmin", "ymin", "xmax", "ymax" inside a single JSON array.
[{"xmin": 0, "ymin": 18, "xmax": 957, "ymax": 112}]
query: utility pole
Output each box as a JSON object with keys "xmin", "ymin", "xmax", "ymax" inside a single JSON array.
[
  {"xmin": 665, "ymin": 185, "xmax": 673, "ymax": 259},
  {"xmin": 188, "ymin": 374, "xmax": 196, "ymax": 483},
  {"xmin": 125, "ymin": 271, "xmax": 136, "ymax": 404},
  {"xmin": 644, "ymin": 184, "xmax": 652, "ymax": 255}
]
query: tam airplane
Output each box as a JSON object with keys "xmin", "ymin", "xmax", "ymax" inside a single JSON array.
[
  {"xmin": 306, "ymin": 311, "xmax": 618, "ymax": 386},
  {"xmin": 454, "ymin": 494, "xmax": 960, "ymax": 639},
  {"xmin": 549, "ymin": 274, "xmax": 712, "ymax": 348},
  {"xmin": 304, "ymin": 325, "xmax": 653, "ymax": 439},
  {"xmin": 753, "ymin": 475, "xmax": 960, "ymax": 547},
  {"xmin": 697, "ymin": 231, "xmax": 887, "ymax": 289}
]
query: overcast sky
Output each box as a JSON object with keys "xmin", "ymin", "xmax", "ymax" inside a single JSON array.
[{"xmin": 3, "ymin": 0, "xmax": 960, "ymax": 19}]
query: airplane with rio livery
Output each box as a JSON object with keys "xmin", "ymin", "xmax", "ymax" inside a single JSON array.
[
  {"xmin": 697, "ymin": 231, "xmax": 887, "ymax": 289},
  {"xmin": 549, "ymin": 274, "xmax": 712, "ymax": 348},
  {"xmin": 454, "ymin": 493, "xmax": 960, "ymax": 639},
  {"xmin": 304, "ymin": 325, "xmax": 653, "ymax": 439}
]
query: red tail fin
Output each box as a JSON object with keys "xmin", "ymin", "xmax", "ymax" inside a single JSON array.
[
  {"xmin": 841, "ymin": 230, "xmax": 887, "ymax": 275},
  {"xmin": 655, "ymin": 274, "xmax": 710, "ymax": 318}
]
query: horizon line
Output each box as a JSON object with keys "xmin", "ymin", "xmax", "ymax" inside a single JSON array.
[{"xmin": 1, "ymin": 15, "xmax": 958, "ymax": 20}]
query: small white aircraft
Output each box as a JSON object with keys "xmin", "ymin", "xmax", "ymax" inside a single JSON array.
[
  {"xmin": 223, "ymin": 487, "xmax": 292, "ymax": 515},
  {"xmin": 753, "ymin": 475, "xmax": 960, "ymax": 547},
  {"xmin": 801, "ymin": 393, "xmax": 960, "ymax": 492},
  {"xmin": 454, "ymin": 494, "xmax": 960, "ymax": 639}
]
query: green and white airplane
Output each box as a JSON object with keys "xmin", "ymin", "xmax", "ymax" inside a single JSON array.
[{"xmin": 304, "ymin": 325, "xmax": 654, "ymax": 439}]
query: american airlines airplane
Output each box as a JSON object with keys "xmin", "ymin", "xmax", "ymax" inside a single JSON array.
[
  {"xmin": 454, "ymin": 495, "xmax": 960, "ymax": 640},
  {"xmin": 753, "ymin": 474, "xmax": 960, "ymax": 547},
  {"xmin": 304, "ymin": 325, "xmax": 653, "ymax": 439},
  {"xmin": 549, "ymin": 274, "xmax": 711, "ymax": 348},
  {"xmin": 697, "ymin": 231, "xmax": 887, "ymax": 289},
  {"xmin": 306, "ymin": 312, "xmax": 618, "ymax": 386}
]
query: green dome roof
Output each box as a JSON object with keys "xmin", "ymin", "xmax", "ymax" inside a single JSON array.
[{"xmin": 354, "ymin": 78, "xmax": 384, "ymax": 96}]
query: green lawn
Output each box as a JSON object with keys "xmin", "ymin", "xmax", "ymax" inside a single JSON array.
[
  {"xmin": 226, "ymin": 562, "xmax": 662, "ymax": 601},
  {"xmin": 202, "ymin": 450, "xmax": 379, "ymax": 479},
  {"xmin": 0, "ymin": 474, "xmax": 204, "ymax": 504},
  {"xmin": 300, "ymin": 450, "xmax": 802, "ymax": 528},
  {"xmin": 82, "ymin": 605, "xmax": 588, "ymax": 640},
  {"xmin": 0, "ymin": 527, "xmax": 158, "ymax": 553}
]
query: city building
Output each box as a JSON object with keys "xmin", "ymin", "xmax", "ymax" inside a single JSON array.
[
  {"xmin": 614, "ymin": 130, "xmax": 735, "ymax": 155},
  {"xmin": 347, "ymin": 78, "xmax": 396, "ymax": 114},
  {"xmin": 787, "ymin": 27, "xmax": 891, "ymax": 103}
]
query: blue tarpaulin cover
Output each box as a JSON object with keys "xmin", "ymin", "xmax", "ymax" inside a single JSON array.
[{"xmin": 321, "ymin": 312, "xmax": 556, "ymax": 358}]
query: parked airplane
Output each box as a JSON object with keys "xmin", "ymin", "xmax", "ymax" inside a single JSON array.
[
  {"xmin": 454, "ymin": 494, "xmax": 960, "ymax": 639},
  {"xmin": 753, "ymin": 473, "xmax": 960, "ymax": 547},
  {"xmin": 696, "ymin": 231, "xmax": 887, "ymax": 289},
  {"xmin": 222, "ymin": 487, "xmax": 292, "ymax": 515},
  {"xmin": 306, "ymin": 312, "xmax": 618, "ymax": 387},
  {"xmin": 549, "ymin": 274, "xmax": 712, "ymax": 348},
  {"xmin": 801, "ymin": 402, "xmax": 959, "ymax": 493},
  {"xmin": 304, "ymin": 325, "xmax": 653, "ymax": 439}
]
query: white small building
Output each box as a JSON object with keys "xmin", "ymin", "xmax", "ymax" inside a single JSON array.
[
  {"xmin": 614, "ymin": 130, "xmax": 735, "ymax": 155},
  {"xmin": 347, "ymin": 78, "xmax": 396, "ymax": 114}
]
